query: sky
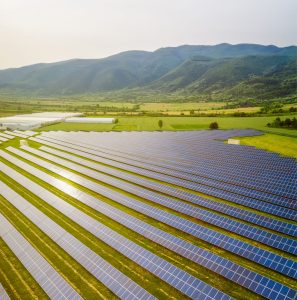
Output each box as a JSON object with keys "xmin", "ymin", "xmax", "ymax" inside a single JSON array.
[{"xmin": 0, "ymin": 0, "xmax": 296, "ymax": 69}]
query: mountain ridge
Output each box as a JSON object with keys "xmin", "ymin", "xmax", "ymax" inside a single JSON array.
[{"xmin": 0, "ymin": 43, "xmax": 296, "ymax": 99}]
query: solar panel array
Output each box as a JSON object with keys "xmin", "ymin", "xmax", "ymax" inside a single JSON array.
[
  {"xmin": 30, "ymin": 135, "xmax": 297, "ymax": 221},
  {"xmin": 20, "ymin": 145, "xmax": 297, "ymax": 255},
  {"xmin": 2, "ymin": 152, "xmax": 296, "ymax": 299},
  {"xmin": 37, "ymin": 141, "xmax": 296, "ymax": 237},
  {"xmin": 0, "ymin": 179, "xmax": 155, "ymax": 300},
  {"xmin": 4, "ymin": 147, "xmax": 296, "ymax": 280},
  {"xmin": 1, "ymin": 129, "xmax": 296, "ymax": 300},
  {"xmin": 0, "ymin": 132, "xmax": 15, "ymax": 146},
  {"xmin": 0, "ymin": 212, "xmax": 82, "ymax": 300},
  {"xmin": 0, "ymin": 284, "xmax": 10, "ymax": 300},
  {"xmin": 0, "ymin": 156, "xmax": 231, "ymax": 300}
]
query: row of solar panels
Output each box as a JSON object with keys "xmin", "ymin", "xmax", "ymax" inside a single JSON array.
[
  {"xmin": 19, "ymin": 144, "xmax": 297, "ymax": 255},
  {"xmin": 0, "ymin": 283, "xmax": 10, "ymax": 300},
  {"xmin": 90, "ymin": 142, "xmax": 297, "ymax": 200},
  {"xmin": 55, "ymin": 130, "xmax": 295, "ymax": 169},
  {"xmin": 59, "ymin": 132, "xmax": 297, "ymax": 197},
  {"xmin": 29, "ymin": 138, "xmax": 296, "ymax": 238},
  {"xmin": 2, "ymin": 130, "xmax": 296, "ymax": 299},
  {"xmin": 0, "ymin": 163, "xmax": 231, "ymax": 300},
  {"xmin": 71, "ymin": 131, "xmax": 296, "ymax": 182},
  {"xmin": 0, "ymin": 150, "xmax": 296, "ymax": 299},
  {"xmin": 30, "ymin": 135, "xmax": 297, "ymax": 221},
  {"xmin": 59, "ymin": 138, "xmax": 296, "ymax": 205},
  {"xmin": 33, "ymin": 131, "xmax": 294, "ymax": 199},
  {"xmin": 1, "ymin": 147, "xmax": 297, "ymax": 282}
]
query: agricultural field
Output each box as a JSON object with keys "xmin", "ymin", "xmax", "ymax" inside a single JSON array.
[
  {"xmin": 239, "ymin": 134, "xmax": 297, "ymax": 159},
  {"xmin": 0, "ymin": 129, "xmax": 296, "ymax": 299},
  {"xmin": 39, "ymin": 114, "xmax": 297, "ymax": 137}
]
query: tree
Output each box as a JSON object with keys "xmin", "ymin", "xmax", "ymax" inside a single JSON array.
[
  {"xmin": 292, "ymin": 118, "xmax": 297, "ymax": 129},
  {"xmin": 158, "ymin": 120, "xmax": 163, "ymax": 130},
  {"xmin": 284, "ymin": 118, "xmax": 292, "ymax": 127},
  {"xmin": 209, "ymin": 122, "xmax": 219, "ymax": 130}
]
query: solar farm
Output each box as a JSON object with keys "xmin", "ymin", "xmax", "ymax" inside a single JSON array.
[{"xmin": 0, "ymin": 129, "xmax": 296, "ymax": 300}]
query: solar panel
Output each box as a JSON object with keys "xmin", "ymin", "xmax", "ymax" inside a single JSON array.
[
  {"xmin": 1, "ymin": 161, "xmax": 295, "ymax": 300},
  {"xmin": 0, "ymin": 213, "xmax": 82, "ymax": 300},
  {"xmin": 4, "ymin": 131, "xmax": 28, "ymax": 138},
  {"xmin": 30, "ymin": 136, "xmax": 297, "ymax": 221},
  {"xmin": 22, "ymin": 145, "xmax": 297, "ymax": 255},
  {"xmin": 0, "ymin": 284, "xmax": 10, "ymax": 300},
  {"xmin": 54, "ymin": 131, "xmax": 297, "ymax": 171},
  {"xmin": 0, "ymin": 180, "xmax": 155, "ymax": 300},
  {"xmin": 83, "ymin": 139, "xmax": 297, "ymax": 202},
  {"xmin": 0, "ymin": 132, "xmax": 15, "ymax": 139},
  {"xmin": 0, "ymin": 161, "xmax": 230, "ymax": 300},
  {"xmin": 30, "ymin": 141, "xmax": 297, "ymax": 238},
  {"xmin": 35, "ymin": 131, "xmax": 297, "ymax": 201},
  {"xmin": 1, "ymin": 148, "xmax": 296, "ymax": 281}
]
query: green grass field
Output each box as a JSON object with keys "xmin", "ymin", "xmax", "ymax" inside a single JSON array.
[
  {"xmin": 239, "ymin": 134, "xmax": 297, "ymax": 159},
  {"xmin": 39, "ymin": 115, "xmax": 297, "ymax": 136},
  {"xmin": 37, "ymin": 114, "xmax": 297, "ymax": 160}
]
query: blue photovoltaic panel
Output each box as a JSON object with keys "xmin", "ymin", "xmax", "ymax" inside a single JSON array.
[
  {"xmin": 30, "ymin": 136, "xmax": 297, "ymax": 221},
  {"xmin": 0, "ymin": 284, "xmax": 10, "ymax": 300},
  {"xmin": 0, "ymin": 161, "xmax": 229, "ymax": 300},
  {"xmin": 0, "ymin": 180, "xmax": 155, "ymax": 300},
  {"xmin": 1, "ymin": 159, "xmax": 296, "ymax": 300},
  {"xmin": 36, "ymin": 142, "xmax": 297, "ymax": 238},
  {"xmin": 22, "ymin": 145, "xmax": 297, "ymax": 255},
  {"xmin": 0, "ymin": 213, "xmax": 82, "ymax": 300},
  {"xmin": 33, "ymin": 131, "xmax": 297, "ymax": 202},
  {"xmin": 2, "ymin": 148, "xmax": 296, "ymax": 280}
]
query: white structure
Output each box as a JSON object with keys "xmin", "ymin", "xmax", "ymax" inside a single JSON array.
[
  {"xmin": 65, "ymin": 117, "xmax": 115, "ymax": 124},
  {"xmin": 228, "ymin": 139, "xmax": 240, "ymax": 145},
  {"xmin": 20, "ymin": 140, "xmax": 28, "ymax": 146},
  {"xmin": 0, "ymin": 112, "xmax": 83, "ymax": 130}
]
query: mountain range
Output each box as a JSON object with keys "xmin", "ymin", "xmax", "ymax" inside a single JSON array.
[{"xmin": 0, "ymin": 43, "xmax": 296, "ymax": 99}]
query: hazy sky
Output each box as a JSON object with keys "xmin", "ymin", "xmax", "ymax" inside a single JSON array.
[{"xmin": 0, "ymin": 0, "xmax": 296, "ymax": 69}]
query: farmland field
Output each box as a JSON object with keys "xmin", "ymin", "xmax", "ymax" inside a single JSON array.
[
  {"xmin": 239, "ymin": 134, "xmax": 297, "ymax": 159},
  {"xmin": 38, "ymin": 115, "xmax": 297, "ymax": 137},
  {"xmin": 0, "ymin": 129, "xmax": 296, "ymax": 300}
]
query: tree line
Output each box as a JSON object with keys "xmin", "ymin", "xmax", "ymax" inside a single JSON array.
[{"xmin": 267, "ymin": 117, "xmax": 297, "ymax": 129}]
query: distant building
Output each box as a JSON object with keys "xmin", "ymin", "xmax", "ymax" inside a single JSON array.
[
  {"xmin": 0, "ymin": 112, "xmax": 83, "ymax": 130},
  {"xmin": 228, "ymin": 139, "xmax": 240, "ymax": 145},
  {"xmin": 65, "ymin": 117, "xmax": 115, "ymax": 124}
]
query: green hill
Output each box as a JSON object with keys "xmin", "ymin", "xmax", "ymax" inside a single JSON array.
[{"xmin": 0, "ymin": 43, "xmax": 296, "ymax": 99}]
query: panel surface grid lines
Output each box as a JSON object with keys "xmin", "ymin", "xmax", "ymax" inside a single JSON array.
[
  {"xmin": 0, "ymin": 213, "xmax": 82, "ymax": 300},
  {"xmin": 0, "ymin": 162, "xmax": 230, "ymax": 300},
  {"xmin": 1, "ymin": 149, "xmax": 297, "ymax": 300},
  {"xmin": 3, "ymin": 130, "xmax": 297, "ymax": 300},
  {"xmin": 36, "ymin": 139, "xmax": 297, "ymax": 237},
  {"xmin": 0, "ymin": 284, "xmax": 10, "ymax": 300},
  {"xmin": 21, "ymin": 144, "xmax": 297, "ymax": 255},
  {"xmin": 0, "ymin": 180, "xmax": 155, "ymax": 300},
  {"xmin": 3, "ymin": 147, "xmax": 296, "ymax": 280}
]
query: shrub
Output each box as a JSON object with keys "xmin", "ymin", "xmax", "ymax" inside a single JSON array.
[
  {"xmin": 158, "ymin": 119, "xmax": 163, "ymax": 129},
  {"xmin": 209, "ymin": 122, "xmax": 219, "ymax": 130}
]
